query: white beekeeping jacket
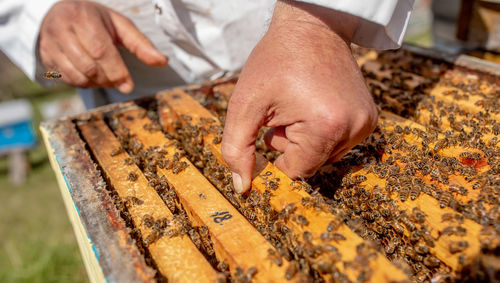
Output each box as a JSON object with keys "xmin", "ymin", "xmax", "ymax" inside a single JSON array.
[{"xmin": 0, "ymin": 0, "xmax": 413, "ymax": 107}]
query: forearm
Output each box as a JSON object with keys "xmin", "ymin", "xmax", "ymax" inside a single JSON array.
[{"xmin": 272, "ymin": 0, "xmax": 359, "ymax": 45}]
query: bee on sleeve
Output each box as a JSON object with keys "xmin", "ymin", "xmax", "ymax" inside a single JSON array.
[{"xmin": 43, "ymin": 71, "xmax": 62, "ymax": 80}]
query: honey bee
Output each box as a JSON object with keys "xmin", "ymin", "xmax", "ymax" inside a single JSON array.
[
  {"xmin": 144, "ymin": 230, "xmax": 162, "ymax": 246},
  {"xmin": 410, "ymin": 207, "xmax": 426, "ymax": 224},
  {"xmin": 301, "ymin": 197, "xmax": 314, "ymax": 208},
  {"xmin": 215, "ymin": 273, "xmax": 227, "ymax": 283},
  {"xmin": 302, "ymin": 231, "xmax": 313, "ymax": 243},
  {"xmin": 404, "ymin": 126, "xmax": 411, "ymax": 135},
  {"xmin": 448, "ymin": 241, "xmax": 469, "ymax": 254},
  {"xmin": 285, "ymin": 261, "xmax": 298, "ymax": 280},
  {"xmin": 267, "ymin": 248, "xmax": 283, "ymax": 266},
  {"xmin": 217, "ymin": 261, "xmax": 229, "ymax": 272},
  {"xmin": 441, "ymin": 226, "xmax": 466, "ymax": 237},
  {"xmin": 399, "ymin": 187, "xmax": 409, "ymax": 202},
  {"xmin": 110, "ymin": 147, "xmax": 124, "ymax": 157},
  {"xmin": 43, "ymin": 71, "xmax": 62, "ymax": 79},
  {"xmin": 330, "ymin": 233, "xmax": 346, "ymax": 242},
  {"xmin": 188, "ymin": 229, "xmax": 202, "ymax": 249},
  {"xmin": 153, "ymin": 218, "xmax": 170, "ymax": 231},
  {"xmin": 292, "ymin": 214, "xmax": 309, "ymax": 227},
  {"xmin": 414, "ymin": 243, "xmax": 429, "ymax": 255},
  {"xmin": 264, "ymin": 179, "xmax": 279, "ymax": 190},
  {"xmin": 441, "ymin": 212, "xmax": 455, "ymax": 223},
  {"xmin": 423, "ymin": 255, "xmax": 440, "ymax": 268},
  {"xmin": 354, "ymin": 175, "xmax": 367, "ymax": 183},
  {"xmin": 391, "ymin": 220, "xmax": 405, "ymax": 235},
  {"xmin": 421, "ymin": 229, "xmax": 435, "ymax": 247},
  {"xmin": 162, "ymin": 226, "xmax": 181, "ymax": 238},
  {"xmin": 233, "ymin": 267, "xmax": 245, "ymax": 282},
  {"xmin": 327, "ymin": 219, "xmax": 341, "ymax": 233},
  {"xmin": 279, "ymin": 203, "xmax": 297, "ymax": 222},
  {"xmin": 458, "ymin": 254, "xmax": 467, "ymax": 265},
  {"xmin": 124, "ymin": 196, "xmax": 143, "ymax": 206},
  {"xmin": 128, "ymin": 172, "xmax": 139, "ymax": 182},
  {"xmin": 142, "ymin": 214, "xmax": 154, "ymax": 228},
  {"xmin": 384, "ymin": 238, "xmax": 396, "ymax": 255},
  {"xmin": 172, "ymin": 161, "xmax": 188, "ymax": 174},
  {"xmin": 409, "ymin": 230, "xmax": 421, "ymax": 243},
  {"xmin": 400, "ymin": 215, "xmax": 416, "ymax": 231},
  {"xmin": 439, "ymin": 191, "xmax": 451, "ymax": 208},
  {"xmin": 409, "ymin": 186, "xmax": 421, "ymax": 201},
  {"xmin": 212, "ymin": 136, "xmax": 222, "ymax": 144}
]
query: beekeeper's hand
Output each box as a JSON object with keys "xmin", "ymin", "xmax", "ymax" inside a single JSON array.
[
  {"xmin": 38, "ymin": 0, "xmax": 167, "ymax": 93},
  {"xmin": 222, "ymin": 0, "xmax": 378, "ymax": 193}
]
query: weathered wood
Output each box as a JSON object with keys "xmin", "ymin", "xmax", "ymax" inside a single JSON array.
[
  {"xmin": 78, "ymin": 119, "xmax": 218, "ymax": 283},
  {"xmin": 40, "ymin": 120, "xmax": 156, "ymax": 283},
  {"xmin": 157, "ymin": 89, "xmax": 410, "ymax": 283},
  {"xmin": 115, "ymin": 109, "xmax": 291, "ymax": 282}
]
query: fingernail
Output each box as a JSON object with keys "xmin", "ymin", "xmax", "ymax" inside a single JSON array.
[
  {"xmin": 118, "ymin": 82, "xmax": 132, "ymax": 94},
  {"xmin": 152, "ymin": 49, "xmax": 167, "ymax": 62},
  {"xmin": 154, "ymin": 50, "xmax": 165, "ymax": 58},
  {"xmin": 232, "ymin": 172, "xmax": 244, "ymax": 193}
]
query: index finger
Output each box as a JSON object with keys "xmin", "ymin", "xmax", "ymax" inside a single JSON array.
[{"xmin": 221, "ymin": 90, "xmax": 266, "ymax": 193}]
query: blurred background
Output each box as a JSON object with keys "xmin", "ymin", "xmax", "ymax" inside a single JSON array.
[
  {"xmin": 0, "ymin": 0, "xmax": 499, "ymax": 282},
  {"xmin": 0, "ymin": 50, "xmax": 87, "ymax": 282}
]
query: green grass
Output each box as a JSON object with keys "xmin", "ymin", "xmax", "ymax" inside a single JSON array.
[{"xmin": 0, "ymin": 145, "xmax": 88, "ymax": 283}]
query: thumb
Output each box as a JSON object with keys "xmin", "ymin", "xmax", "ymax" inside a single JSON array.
[
  {"xmin": 109, "ymin": 11, "xmax": 168, "ymax": 66},
  {"xmin": 221, "ymin": 93, "xmax": 265, "ymax": 194}
]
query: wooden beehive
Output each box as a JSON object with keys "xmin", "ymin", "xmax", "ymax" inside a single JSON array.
[{"xmin": 41, "ymin": 45, "xmax": 499, "ymax": 283}]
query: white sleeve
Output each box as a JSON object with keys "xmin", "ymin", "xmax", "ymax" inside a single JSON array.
[
  {"xmin": 0, "ymin": 0, "xmax": 59, "ymax": 80},
  {"xmin": 297, "ymin": 0, "xmax": 414, "ymax": 49}
]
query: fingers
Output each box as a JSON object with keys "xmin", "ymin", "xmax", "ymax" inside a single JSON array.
[
  {"xmin": 221, "ymin": 92, "xmax": 266, "ymax": 194},
  {"xmin": 325, "ymin": 146, "xmax": 350, "ymax": 164},
  {"xmin": 39, "ymin": 1, "xmax": 168, "ymax": 92},
  {"xmin": 263, "ymin": 126, "xmax": 288, "ymax": 152},
  {"xmin": 273, "ymin": 121, "xmax": 344, "ymax": 179},
  {"xmin": 71, "ymin": 7, "xmax": 134, "ymax": 93},
  {"xmin": 56, "ymin": 31, "xmax": 112, "ymax": 87},
  {"xmin": 109, "ymin": 10, "xmax": 168, "ymax": 67},
  {"xmin": 40, "ymin": 38, "xmax": 94, "ymax": 87}
]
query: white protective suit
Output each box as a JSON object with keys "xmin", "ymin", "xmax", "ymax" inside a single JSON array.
[{"xmin": 0, "ymin": 0, "xmax": 414, "ymax": 108}]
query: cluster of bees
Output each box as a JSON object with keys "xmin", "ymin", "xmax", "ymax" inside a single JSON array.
[
  {"xmin": 171, "ymin": 117, "xmax": 358, "ymax": 282},
  {"xmin": 181, "ymin": 49, "xmax": 498, "ymax": 282},
  {"xmin": 92, "ymin": 49, "xmax": 498, "ymax": 282}
]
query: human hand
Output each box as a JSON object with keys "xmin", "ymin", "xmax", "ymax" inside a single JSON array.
[
  {"xmin": 39, "ymin": 0, "xmax": 167, "ymax": 93},
  {"xmin": 221, "ymin": 0, "xmax": 378, "ymax": 193}
]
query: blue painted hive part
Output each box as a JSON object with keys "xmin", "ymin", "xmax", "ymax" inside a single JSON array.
[{"xmin": 0, "ymin": 99, "xmax": 37, "ymax": 153}]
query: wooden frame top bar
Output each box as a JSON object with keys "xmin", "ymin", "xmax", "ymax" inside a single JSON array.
[
  {"xmin": 157, "ymin": 89, "xmax": 409, "ymax": 282},
  {"xmin": 116, "ymin": 109, "xmax": 291, "ymax": 282},
  {"xmin": 78, "ymin": 119, "xmax": 218, "ymax": 282}
]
